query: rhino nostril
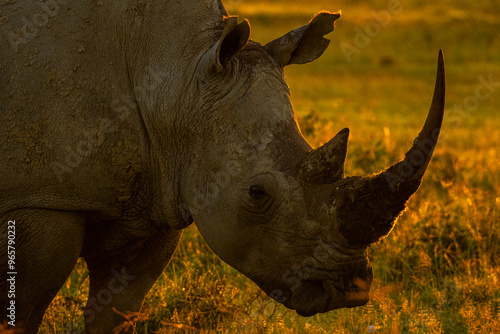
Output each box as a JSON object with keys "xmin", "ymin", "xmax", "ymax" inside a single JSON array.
[
  {"xmin": 344, "ymin": 277, "xmax": 372, "ymax": 306},
  {"xmin": 353, "ymin": 277, "xmax": 371, "ymax": 292}
]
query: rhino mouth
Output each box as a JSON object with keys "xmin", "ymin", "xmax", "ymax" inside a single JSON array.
[
  {"xmin": 280, "ymin": 260, "xmax": 374, "ymax": 316},
  {"xmin": 294, "ymin": 276, "xmax": 372, "ymax": 317}
]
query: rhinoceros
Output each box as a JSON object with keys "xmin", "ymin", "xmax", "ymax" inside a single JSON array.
[{"xmin": 0, "ymin": 0, "xmax": 445, "ymax": 332}]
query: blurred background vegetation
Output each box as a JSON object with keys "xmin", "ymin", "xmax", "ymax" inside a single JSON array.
[{"xmin": 41, "ymin": 0, "xmax": 499, "ymax": 332}]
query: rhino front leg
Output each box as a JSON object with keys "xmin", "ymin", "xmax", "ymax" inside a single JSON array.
[
  {"xmin": 83, "ymin": 227, "xmax": 182, "ymax": 333},
  {"xmin": 0, "ymin": 209, "xmax": 85, "ymax": 333}
]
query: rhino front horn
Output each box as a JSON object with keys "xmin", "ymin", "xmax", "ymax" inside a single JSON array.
[
  {"xmin": 333, "ymin": 50, "xmax": 445, "ymax": 246},
  {"xmin": 380, "ymin": 49, "xmax": 445, "ymax": 197}
]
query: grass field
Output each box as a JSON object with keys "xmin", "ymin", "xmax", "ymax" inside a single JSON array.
[{"xmin": 40, "ymin": 0, "xmax": 500, "ymax": 332}]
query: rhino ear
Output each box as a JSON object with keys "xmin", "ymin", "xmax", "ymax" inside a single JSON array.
[
  {"xmin": 265, "ymin": 11, "xmax": 340, "ymax": 66},
  {"xmin": 197, "ymin": 16, "xmax": 251, "ymax": 78}
]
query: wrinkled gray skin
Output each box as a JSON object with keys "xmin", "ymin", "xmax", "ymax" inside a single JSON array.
[{"xmin": 0, "ymin": 0, "xmax": 445, "ymax": 332}]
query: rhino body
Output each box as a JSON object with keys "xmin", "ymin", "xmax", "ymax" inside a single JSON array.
[{"xmin": 0, "ymin": 0, "xmax": 445, "ymax": 332}]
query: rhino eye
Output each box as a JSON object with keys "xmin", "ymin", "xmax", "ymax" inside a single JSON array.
[{"xmin": 249, "ymin": 186, "xmax": 267, "ymax": 200}]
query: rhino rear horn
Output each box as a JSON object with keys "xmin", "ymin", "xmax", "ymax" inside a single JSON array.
[
  {"xmin": 197, "ymin": 16, "xmax": 250, "ymax": 78},
  {"xmin": 299, "ymin": 128, "xmax": 349, "ymax": 184},
  {"xmin": 265, "ymin": 11, "xmax": 341, "ymax": 66}
]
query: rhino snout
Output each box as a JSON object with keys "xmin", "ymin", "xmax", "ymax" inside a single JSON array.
[
  {"xmin": 280, "ymin": 258, "xmax": 373, "ymax": 316},
  {"xmin": 343, "ymin": 277, "xmax": 373, "ymax": 307}
]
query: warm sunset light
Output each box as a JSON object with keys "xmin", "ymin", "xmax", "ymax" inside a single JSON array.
[{"xmin": 1, "ymin": 0, "xmax": 498, "ymax": 333}]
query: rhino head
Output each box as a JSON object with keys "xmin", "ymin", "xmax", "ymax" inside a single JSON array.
[{"xmin": 180, "ymin": 11, "xmax": 445, "ymax": 316}]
